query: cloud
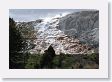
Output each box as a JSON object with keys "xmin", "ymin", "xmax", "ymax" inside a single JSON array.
[{"xmin": 9, "ymin": 9, "xmax": 79, "ymax": 22}]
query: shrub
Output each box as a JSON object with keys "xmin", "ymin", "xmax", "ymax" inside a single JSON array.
[{"xmin": 25, "ymin": 54, "xmax": 42, "ymax": 69}]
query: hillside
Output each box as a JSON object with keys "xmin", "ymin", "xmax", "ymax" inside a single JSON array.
[
  {"xmin": 9, "ymin": 10, "xmax": 99, "ymax": 69},
  {"xmin": 16, "ymin": 10, "xmax": 99, "ymax": 55}
]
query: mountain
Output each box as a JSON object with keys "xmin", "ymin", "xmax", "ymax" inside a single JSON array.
[
  {"xmin": 59, "ymin": 11, "xmax": 99, "ymax": 46},
  {"xmin": 16, "ymin": 10, "xmax": 99, "ymax": 55}
]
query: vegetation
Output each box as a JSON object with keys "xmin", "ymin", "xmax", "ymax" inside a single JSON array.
[
  {"xmin": 40, "ymin": 45, "xmax": 56, "ymax": 68},
  {"xmin": 9, "ymin": 18, "xmax": 99, "ymax": 69},
  {"xmin": 10, "ymin": 51, "xmax": 99, "ymax": 69},
  {"xmin": 9, "ymin": 18, "xmax": 27, "ymax": 69}
]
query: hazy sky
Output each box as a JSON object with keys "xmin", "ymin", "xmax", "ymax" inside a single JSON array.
[{"xmin": 9, "ymin": 9, "xmax": 81, "ymax": 22}]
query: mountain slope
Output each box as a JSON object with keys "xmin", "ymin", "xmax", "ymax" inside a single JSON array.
[
  {"xmin": 17, "ymin": 10, "xmax": 99, "ymax": 54},
  {"xmin": 59, "ymin": 11, "xmax": 99, "ymax": 46}
]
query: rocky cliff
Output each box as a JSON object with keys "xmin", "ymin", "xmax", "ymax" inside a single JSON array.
[
  {"xmin": 16, "ymin": 10, "xmax": 99, "ymax": 54},
  {"xmin": 59, "ymin": 11, "xmax": 99, "ymax": 47}
]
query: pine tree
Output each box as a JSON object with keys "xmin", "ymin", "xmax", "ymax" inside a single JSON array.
[
  {"xmin": 9, "ymin": 18, "xmax": 27, "ymax": 69},
  {"xmin": 40, "ymin": 45, "xmax": 56, "ymax": 68}
]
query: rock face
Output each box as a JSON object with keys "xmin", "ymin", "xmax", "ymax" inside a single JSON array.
[
  {"xmin": 59, "ymin": 11, "xmax": 99, "ymax": 47},
  {"xmin": 17, "ymin": 10, "xmax": 99, "ymax": 54}
]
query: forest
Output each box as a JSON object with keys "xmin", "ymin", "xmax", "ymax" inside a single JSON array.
[{"xmin": 9, "ymin": 17, "xmax": 99, "ymax": 69}]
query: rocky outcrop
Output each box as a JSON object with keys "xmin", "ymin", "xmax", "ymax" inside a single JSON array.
[
  {"xmin": 16, "ymin": 10, "xmax": 99, "ymax": 54},
  {"xmin": 59, "ymin": 11, "xmax": 99, "ymax": 47}
]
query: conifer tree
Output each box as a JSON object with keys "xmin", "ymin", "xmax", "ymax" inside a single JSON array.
[
  {"xmin": 40, "ymin": 45, "xmax": 56, "ymax": 68},
  {"xmin": 9, "ymin": 18, "xmax": 26, "ymax": 69}
]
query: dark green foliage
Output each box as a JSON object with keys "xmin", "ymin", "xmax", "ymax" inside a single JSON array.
[
  {"xmin": 52, "ymin": 56, "xmax": 60, "ymax": 68},
  {"xmin": 58, "ymin": 53, "xmax": 64, "ymax": 68},
  {"xmin": 40, "ymin": 45, "xmax": 56, "ymax": 68},
  {"xmin": 9, "ymin": 18, "xmax": 27, "ymax": 69},
  {"xmin": 9, "ymin": 51, "xmax": 99, "ymax": 69},
  {"xmin": 88, "ymin": 53, "xmax": 99, "ymax": 64},
  {"xmin": 9, "ymin": 18, "xmax": 24, "ymax": 53},
  {"xmin": 9, "ymin": 20, "xmax": 99, "ymax": 69},
  {"xmin": 83, "ymin": 53, "xmax": 99, "ymax": 64},
  {"xmin": 52, "ymin": 53, "xmax": 99, "ymax": 69},
  {"xmin": 25, "ymin": 54, "xmax": 42, "ymax": 69}
]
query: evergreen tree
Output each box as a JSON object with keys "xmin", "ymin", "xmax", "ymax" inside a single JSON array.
[
  {"xmin": 40, "ymin": 45, "xmax": 56, "ymax": 68},
  {"xmin": 9, "ymin": 18, "xmax": 27, "ymax": 69}
]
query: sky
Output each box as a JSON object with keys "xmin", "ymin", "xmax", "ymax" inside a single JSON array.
[{"xmin": 9, "ymin": 9, "xmax": 81, "ymax": 22}]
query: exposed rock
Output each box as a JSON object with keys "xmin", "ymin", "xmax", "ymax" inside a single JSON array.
[
  {"xmin": 16, "ymin": 10, "xmax": 99, "ymax": 55},
  {"xmin": 59, "ymin": 11, "xmax": 99, "ymax": 46}
]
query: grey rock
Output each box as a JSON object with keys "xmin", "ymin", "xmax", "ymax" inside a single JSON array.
[{"xmin": 59, "ymin": 11, "xmax": 99, "ymax": 47}]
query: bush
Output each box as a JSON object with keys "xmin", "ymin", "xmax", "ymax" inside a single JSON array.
[
  {"xmin": 88, "ymin": 53, "xmax": 99, "ymax": 64},
  {"xmin": 25, "ymin": 54, "xmax": 42, "ymax": 69}
]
